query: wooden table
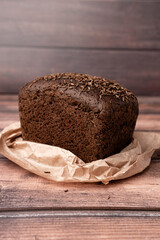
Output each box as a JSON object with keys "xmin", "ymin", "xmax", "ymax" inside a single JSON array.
[{"xmin": 0, "ymin": 95, "xmax": 160, "ymax": 239}]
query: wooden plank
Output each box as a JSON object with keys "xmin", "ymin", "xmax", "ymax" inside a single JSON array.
[
  {"xmin": 0, "ymin": 159, "xmax": 160, "ymax": 210},
  {"xmin": 0, "ymin": 48, "xmax": 160, "ymax": 95},
  {"xmin": 0, "ymin": 211, "xmax": 160, "ymax": 240},
  {"xmin": 136, "ymin": 115, "xmax": 160, "ymax": 131},
  {"xmin": 0, "ymin": 1, "xmax": 159, "ymax": 49},
  {"xmin": 0, "ymin": 94, "xmax": 18, "ymax": 102},
  {"xmin": 0, "ymin": 144, "xmax": 160, "ymax": 161},
  {"xmin": 1, "ymin": 113, "xmax": 160, "ymax": 131},
  {"xmin": 1, "ymin": 210, "xmax": 160, "ymax": 218},
  {"xmin": 0, "ymin": 96, "xmax": 160, "ymax": 131},
  {"xmin": 0, "ymin": 95, "xmax": 160, "ymax": 133},
  {"xmin": 0, "ymin": 95, "xmax": 160, "ymax": 210},
  {"xmin": 0, "ymin": 95, "xmax": 160, "ymax": 114},
  {"xmin": 1, "ymin": 96, "xmax": 160, "ymax": 115},
  {"xmin": 138, "ymin": 97, "xmax": 160, "ymax": 114}
]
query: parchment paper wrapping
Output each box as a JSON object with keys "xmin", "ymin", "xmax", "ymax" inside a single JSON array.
[{"xmin": 0, "ymin": 122, "xmax": 160, "ymax": 184}]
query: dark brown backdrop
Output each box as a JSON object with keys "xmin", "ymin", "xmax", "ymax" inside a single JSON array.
[{"xmin": 0, "ymin": 0, "xmax": 160, "ymax": 95}]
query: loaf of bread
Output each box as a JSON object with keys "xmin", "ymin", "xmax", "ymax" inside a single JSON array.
[{"xmin": 18, "ymin": 73, "xmax": 139, "ymax": 163}]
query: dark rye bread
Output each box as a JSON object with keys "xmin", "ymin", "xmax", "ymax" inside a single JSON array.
[{"xmin": 18, "ymin": 73, "xmax": 139, "ymax": 163}]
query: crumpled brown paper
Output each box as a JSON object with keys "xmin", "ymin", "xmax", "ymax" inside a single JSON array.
[{"xmin": 0, "ymin": 122, "xmax": 160, "ymax": 184}]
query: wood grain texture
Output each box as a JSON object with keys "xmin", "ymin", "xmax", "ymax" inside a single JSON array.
[
  {"xmin": 0, "ymin": 47, "xmax": 160, "ymax": 95},
  {"xmin": 138, "ymin": 96, "xmax": 160, "ymax": 114},
  {"xmin": 0, "ymin": 158, "xmax": 160, "ymax": 211},
  {"xmin": 136, "ymin": 114, "xmax": 160, "ymax": 131},
  {"xmin": 0, "ymin": 95, "xmax": 160, "ymax": 211},
  {"xmin": 0, "ymin": 95, "xmax": 160, "ymax": 130},
  {"xmin": 1, "ymin": 95, "xmax": 160, "ymax": 159},
  {"xmin": 0, "ymin": 211, "xmax": 160, "ymax": 240},
  {"xmin": 1, "ymin": 115, "xmax": 159, "ymax": 131},
  {"xmin": 0, "ymin": 0, "xmax": 159, "ymax": 49},
  {"xmin": 0, "ymin": 1, "xmax": 160, "ymax": 237},
  {"xmin": 1, "ymin": 209, "xmax": 160, "ymax": 218},
  {"xmin": 1, "ymin": 95, "xmax": 160, "ymax": 114}
]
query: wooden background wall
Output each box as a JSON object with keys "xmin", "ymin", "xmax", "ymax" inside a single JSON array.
[{"xmin": 0, "ymin": 0, "xmax": 160, "ymax": 95}]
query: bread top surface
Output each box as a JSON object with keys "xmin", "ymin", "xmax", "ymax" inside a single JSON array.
[{"xmin": 19, "ymin": 73, "xmax": 139, "ymax": 114}]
